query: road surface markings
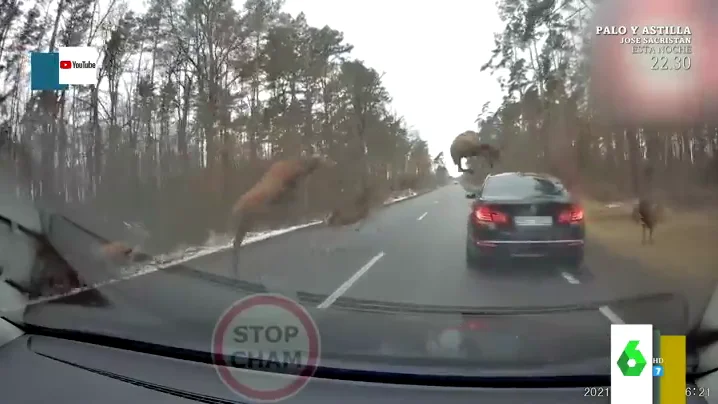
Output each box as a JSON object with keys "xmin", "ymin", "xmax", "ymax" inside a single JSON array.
[
  {"xmin": 317, "ymin": 251, "xmax": 385, "ymax": 309},
  {"xmin": 559, "ymin": 270, "xmax": 626, "ymax": 324},
  {"xmin": 599, "ymin": 306, "xmax": 625, "ymax": 324},
  {"xmin": 417, "ymin": 212, "xmax": 428, "ymax": 221},
  {"xmin": 4, "ymin": 190, "xmax": 432, "ymax": 313},
  {"xmin": 561, "ymin": 272, "xmax": 580, "ymax": 284}
]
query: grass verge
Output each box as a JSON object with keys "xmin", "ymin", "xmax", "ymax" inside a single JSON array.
[{"xmin": 583, "ymin": 199, "xmax": 718, "ymax": 282}]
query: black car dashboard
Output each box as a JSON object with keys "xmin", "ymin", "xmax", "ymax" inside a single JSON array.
[{"xmin": 0, "ymin": 331, "xmax": 711, "ymax": 404}]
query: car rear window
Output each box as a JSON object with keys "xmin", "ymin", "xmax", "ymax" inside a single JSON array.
[{"xmin": 482, "ymin": 174, "xmax": 569, "ymax": 199}]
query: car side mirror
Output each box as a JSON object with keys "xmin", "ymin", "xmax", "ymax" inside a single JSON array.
[{"xmin": 465, "ymin": 193, "xmax": 476, "ymax": 199}]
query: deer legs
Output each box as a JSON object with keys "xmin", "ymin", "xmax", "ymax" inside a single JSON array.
[
  {"xmin": 231, "ymin": 214, "xmax": 254, "ymax": 278},
  {"xmin": 641, "ymin": 223, "xmax": 654, "ymax": 245}
]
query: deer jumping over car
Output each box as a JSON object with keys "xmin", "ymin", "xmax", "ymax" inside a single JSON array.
[
  {"xmin": 450, "ymin": 130, "xmax": 500, "ymax": 174},
  {"xmin": 228, "ymin": 154, "xmax": 335, "ymax": 276}
]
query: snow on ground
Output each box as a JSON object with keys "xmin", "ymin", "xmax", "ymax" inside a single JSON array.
[
  {"xmin": 383, "ymin": 189, "xmax": 418, "ymax": 205},
  {"xmin": 161, "ymin": 188, "xmax": 420, "ymax": 261},
  {"xmin": 135, "ymin": 188, "xmax": 421, "ymax": 271},
  {"xmin": 10, "ymin": 189, "xmax": 426, "ymax": 308}
]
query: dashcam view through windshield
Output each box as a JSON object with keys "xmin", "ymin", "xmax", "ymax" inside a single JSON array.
[{"xmin": 1, "ymin": 0, "xmax": 717, "ymax": 401}]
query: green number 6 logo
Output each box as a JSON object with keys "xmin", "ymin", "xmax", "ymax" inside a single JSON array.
[{"xmin": 617, "ymin": 340, "xmax": 647, "ymax": 376}]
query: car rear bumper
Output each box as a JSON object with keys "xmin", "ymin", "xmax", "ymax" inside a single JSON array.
[{"xmin": 468, "ymin": 238, "xmax": 584, "ymax": 259}]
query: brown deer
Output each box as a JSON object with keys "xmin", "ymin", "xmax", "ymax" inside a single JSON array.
[
  {"xmin": 631, "ymin": 199, "xmax": 666, "ymax": 245},
  {"xmin": 450, "ymin": 130, "xmax": 500, "ymax": 174},
  {"xmin": 2, "ymin": 134, "xmax": 144, "ymax": 302},
  {"xmin": 307, "ymin": 185, "xmax": 375, "ymax": 255},
  {"xmin": 325, "ymin": 184, "xmax": 373, "ymax": 229},
  {"xmin": 229, "ymin": 154, "xmax": 334, "ymax": 276},
  {"xmin": 631, "ymin": 166, "xmax": 665, "ymax": 244},
  {"xmin": 96, "ymin": 241, "xmax": 152, "ymax": 264}
]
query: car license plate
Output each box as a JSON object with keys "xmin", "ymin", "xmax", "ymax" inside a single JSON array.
[{"xmin": 514, "ymin": 216, "xmax": 553, "ymax": 226}]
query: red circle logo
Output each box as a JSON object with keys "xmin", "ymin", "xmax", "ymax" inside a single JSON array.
[{"xmin": 212, "ymin": 294, "xmax": 321, "ymax": 403}]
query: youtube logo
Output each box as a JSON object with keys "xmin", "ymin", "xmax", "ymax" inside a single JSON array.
[{"xmin": 53, "ymin": 47, "xmax": 100, "ymax": 86}]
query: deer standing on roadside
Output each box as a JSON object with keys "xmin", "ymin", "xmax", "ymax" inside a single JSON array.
[
  {"xmin": 631, "ymin": 198, "xmax": 665, "ymax": 245},
  {"xmin": 449, "ymin": 130, "xmax": 500, "ymax": 174},
  {"xmin": 631, "ymin": 166, "xmax": 665, "ymax": 245}
]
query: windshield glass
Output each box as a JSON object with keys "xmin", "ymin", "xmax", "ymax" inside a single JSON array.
[
  {"xmin": 483, "ymin": 174, "xmax": 569, "ymax": 199},
  {"xmin": 1, "ymin": 0, "xmax": 717, "ymax": 386}
]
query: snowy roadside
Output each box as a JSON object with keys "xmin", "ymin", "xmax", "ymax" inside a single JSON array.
[
  {"xmin": 148, "ymin": 187, "xmax": 424, "ymax": 266},
  {"xmin": 10, "ymin": 187, "xmax": 432, "ymax": 307}
]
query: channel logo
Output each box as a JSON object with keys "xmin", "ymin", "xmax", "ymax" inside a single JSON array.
[
  {"xmin": 617, "ymin": 340, "xmax": 647, "ymax": 376},
  {"xmin": 30, "ymin": 46, "xmax": 100, "ymax": 90},
  {"xmin": 611, "ymin": 324, "xmax": 653, "ymax": 404},
  {"xmin": 59, "ymin": 60, "xmax": 96, "ymax": 69}
]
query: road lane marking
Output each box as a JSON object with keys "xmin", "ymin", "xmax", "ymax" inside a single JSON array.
[
  {"xmin": 417, "ymin": 212, "xmax": 428, "ymax": 221},
  {"xmin": 599, "ymin": 306, "xmax": 625, "ymax": 324},
  {"xmin": 317, "ymin": 252, "xmax": 385, "ymax": 309},
  {"xmin": 561, "ymin": 272, "xmax": 580, "ymax": 284},
  {"xmin": 559, "ymin": 270, "xmax": 625, "ymax": 324}
]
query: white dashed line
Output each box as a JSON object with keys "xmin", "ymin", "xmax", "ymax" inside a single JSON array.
[
  {"xmin": 317, "ymin": 252, "xmax": 385, "ymax": 309},
  {"xmin": 559, "ymin": 270, "xmax": 626, "ymax": 324},
  {"xmin": 599, "ymin": 306, "xmax": 625, "ymax": 324},
  {"xmin": 561, "ymin": 272, "xmax": 580, "ymax": 284},
  {"xmin": 417, "ymin": 212, "xmax": 428, "ymax": 221}
]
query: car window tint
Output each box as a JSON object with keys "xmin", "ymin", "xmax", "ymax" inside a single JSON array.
[{"xmin": 483, "ymin": 174, "xmax": 568, "ymax": 199}]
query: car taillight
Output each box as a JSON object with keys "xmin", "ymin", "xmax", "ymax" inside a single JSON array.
[
  {"xmin": 558, "ymin": 205, "xmax": 584, "ymax": 223},
  {"xmin": 474, "ymin": 205, "xmax": 509, "ymax": 223}
]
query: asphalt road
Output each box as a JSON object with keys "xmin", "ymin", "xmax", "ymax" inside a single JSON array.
[
  {"xmin": 178, "ymin": 183, "xmax": 690, "ymax": 331},
  {"xmin": 14, "ymin": 182, "xmax": 697, "ymax": 374}
]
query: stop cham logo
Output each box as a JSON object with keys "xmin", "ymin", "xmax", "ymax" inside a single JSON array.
[
  {"xmin": 617, "ymin": 340, "xmax": 648, "ymax": 376},
  {"xmin": 212, "ymin": 294, "xmax": 321, "ymax": 403}
]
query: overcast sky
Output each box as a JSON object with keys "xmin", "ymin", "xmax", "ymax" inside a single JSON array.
[
  {"xmin": 282, "ymin": 0, "xmax": 505, "ymax": 175},
  {"xmin": 124, "ymin": 0, "xmax": 506, "ymax": 176}
]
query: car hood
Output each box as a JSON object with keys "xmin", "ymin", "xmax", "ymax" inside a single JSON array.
[{"xmin": 12, "ymin": 261, "xmax": 690, "ymax": 377}]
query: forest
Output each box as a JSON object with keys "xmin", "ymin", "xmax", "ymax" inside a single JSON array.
[
  {"xmin": 2, "ymin": 0, "xmax": 717, "ymax": 254},
  {"xmin": 0, "ymin": 0, "xmax": 448, "ymax": 251},
  {"xmin": 466, "ymin": 0, "xmax": 717, "ymax": 209}
]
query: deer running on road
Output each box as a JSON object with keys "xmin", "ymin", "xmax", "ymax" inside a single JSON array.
[{"xmin": 229, "ymin": 155, "xmax": 334, "ymax": 276}]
